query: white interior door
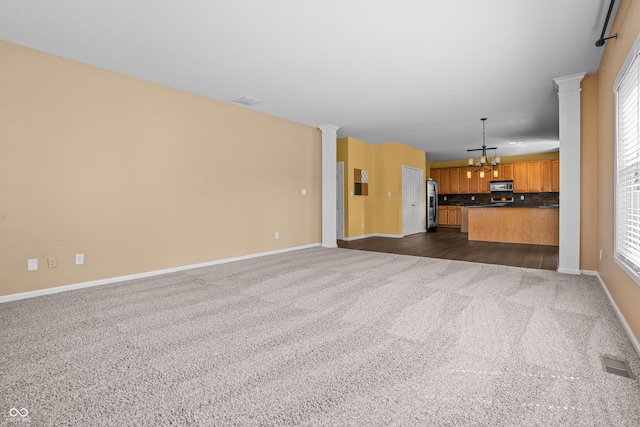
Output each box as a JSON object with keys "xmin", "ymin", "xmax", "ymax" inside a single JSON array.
[
  {"xmin": 402, "ymin": 166, "xmax": 424, "ymax": 236},
  {"xmin": 336, "ymin": 162, "xmax": 344, "ymax": 240}
]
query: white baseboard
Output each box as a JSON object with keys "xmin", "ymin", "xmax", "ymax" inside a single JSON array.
[
  {"xmin": 580, "ymin": 269, "xmax": 598, "ymax": 276},
  {"xmin": 341, "ymin": 233, "xmax": 404, "ymax": 241},
  {"xmin": 341, "ymin": 233, "xmax": 376, "ymax": 241},
  {"xmin": 0, "ymin": 243, "xmax": 321, "ymax": 304},
  {"xmin": 557, "ymin": 267, "xmax": 582, "ymax": 275},
  {"xmin": 595, "ymin": 272, "xmax": 640, "ymax": 358},
  {"xmin": 374, "ymin": 233, "xmax": 404, "ymax": 239}
]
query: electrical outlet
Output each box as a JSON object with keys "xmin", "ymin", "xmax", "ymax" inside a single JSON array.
[
  {"xmin": 444, "ymin": 196, "xmax": 447, "ymax": 201},
  {"xmin": 275, "ymin": 232, "xmax": 279, "ymax": 240},
  {"xmin": 47, "ymin": 257, "xmax": 57, "ymax": 268},
  {"xmin": 301, "ymin": 188, "xmax": 306, "ymax": 196},
  {"xmin": 361, "ymin": 222, "xmax": 364, "ymax": 228},
  {"xmin": 599, "ymin": 249, "xmax": 604, "ymax": 261},
  {"xmin": 388, "ymin": 192, "xmax": 391, "ymax": 197},
  {"xmin": 471, "ymin": 196, "xmax": 475, "ymax": 200},
  {"xmin": 27, "ymin": 259, "xmax": 38, "ymax": 271},
  {"xmin": 520, "ymin": 195, "xmax": 525, "ymax": 200},
  {"xmin": 75, "ymin": 253, "xmax": 84, "ymax": 265}
]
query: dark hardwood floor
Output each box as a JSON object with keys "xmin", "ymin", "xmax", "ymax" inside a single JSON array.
[{"xmin": 337, "ymin": 227, "xmax": 559, "ymax": 270}]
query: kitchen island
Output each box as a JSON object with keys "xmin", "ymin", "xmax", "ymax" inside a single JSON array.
[{"xmin": 466, "ymin": 206, "xmax": 559, "ymax": 246}]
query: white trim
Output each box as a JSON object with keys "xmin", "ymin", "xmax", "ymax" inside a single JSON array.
[
  {"xmin": 596, "ymin": 273, "xmax": 640, "ymax": 358},
  {"xmin": 341, "ymin": 233, "xmax": 377, "ymax": 241},
  {"xmin": 375, "ymin": 233, "xmax": 406, "ymax": 239},
  {"xmin": 320, "ymin": 124, "xmax": 340, "ymax": 248},
  {"xmin": 553, "ymin": 72, "xmax": 586, "ymax": 275},
  {"xmin": 580, "ymin": 269, "xmax": 598, "ymax": 276},
  {"xmin": 0, "ymin": 243, "xmax": 321, "ymax": 304},
  {"xmin": 340, "ymin": 233, "xmax": 405, "ymax": 241},
  {"xmin": 336, "ymin": 161, "xmax": 345, "ymax": 241},
  {"xmin": 557, "ymin": 268, "xmax": 581, "ymax": 275}
]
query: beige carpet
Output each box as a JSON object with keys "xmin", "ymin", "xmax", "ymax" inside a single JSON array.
[{"xmin": 1, "ymin": 247, "xmax": 639, "ymax": 426}]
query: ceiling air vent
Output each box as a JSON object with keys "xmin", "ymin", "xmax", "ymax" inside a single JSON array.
[{"xmin": 233, "ymin": 96, "xmax": 262, "ymax": 107}]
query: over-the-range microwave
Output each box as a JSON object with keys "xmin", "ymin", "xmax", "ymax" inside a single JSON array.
[{"xmin": 490, "ymin": 180, "xmax": 514, "ymax": 192}]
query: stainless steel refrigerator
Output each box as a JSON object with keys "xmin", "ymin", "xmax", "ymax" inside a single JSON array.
[{"xmin": 426, "ymin": 180, "xmax": 438, "ymax": 231}]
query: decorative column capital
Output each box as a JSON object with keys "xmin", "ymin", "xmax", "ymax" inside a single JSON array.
[
  {"xmin": 553, "ymin": 73, "xmax": 587, "ymax": 92},
  {"xmin": 319, "ymin": 124, "xmax": 340, "ymax": 136}
]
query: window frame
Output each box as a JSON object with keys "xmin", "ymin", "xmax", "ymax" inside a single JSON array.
[{"xmin": 614, "ymin": 33, "xmax": 640, "ymax": 286}]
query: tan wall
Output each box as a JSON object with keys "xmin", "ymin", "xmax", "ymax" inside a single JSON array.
[
  {"xmin": 596, "ymin": 0, "xmax": 640, "ymax": 343},
  {"xmin": 0, "ymin": 41, "xmax": 322, "ymax": 297},
  {"xmin": 376, "ymin": 143, "xmax": 426, "ymax": 235},
  {"xmin": 337, "ymin": 137, "xmax": 377, "ymax": 237},
  {"xmin": 580, "ymin": 74, "xmax": 599, "ymax": 271},
  {"xmin": 338, "ymin": 138, "xmax": 426, "ymax": 237}
]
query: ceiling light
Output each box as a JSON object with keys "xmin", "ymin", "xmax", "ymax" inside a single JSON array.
[
  {"xmin": 467, "ymin": 118, "xmax": 499, "ymax": 179},
  {"xmin": 233, "ymin": 96, "xmax": 262, "ymax": 107}
]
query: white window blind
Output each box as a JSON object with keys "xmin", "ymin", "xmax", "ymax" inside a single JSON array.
[{"xmin": 615, "ymin": 34, "xmax": 640, "ymax": 284}]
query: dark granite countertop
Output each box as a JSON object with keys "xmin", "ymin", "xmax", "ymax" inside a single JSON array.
[{"xmin": 464, "ymin": 204, "xmax": 559, "ymax": 208}]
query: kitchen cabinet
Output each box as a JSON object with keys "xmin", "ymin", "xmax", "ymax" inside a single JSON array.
[
  {"xmin": 430, "ymin": 169, "xmax": 440, "ymax": 187},
  {"xmin": 513, "ymin": 163, "xmax": 528, "ymax": 192},
  {"xmin": 458, "ymin": 168, "xmax": 470, "ymax": 194},
  {"xmin": 527, "ymin": 161, "xmax": 543, "ymax": 192},
  {"xmin": 480, "ymin": 174, "xmax": 490, "ymax": 193},
  {"xmin": 446, "ymin": 206, "xmax": 459, "ymax": 225},
  {"xmin": 434, "ymin": 160, "xmax": 558, "ymax": 194},
  {"xmin": 499, "ymin": 164, "xmax": 514, "ymax": 180},
  {"xmin": 438, "ymin": 169, "xmax": 450, "ymax": 194},
  {"xmin": 551, "ymin": 160, "xmax": 560, "ymax": 191},
  {"xmin": 449, "ymin": 168, "xmax": 460, "ymax": 194},
  {"xmin": 468, "ymin": 170, "xmax": 480, "ymax": 193},
  {"xmin": 541, "ymin": 161, "xmax": 552, "ymax": 192},
  {"xmin": 434, "ymin": 167, "xmax": 490, "ymax": 194},
  {"xmin": 438, "ymin": 206, "xmax": 461, "ymax": 227},
  {"xmin": 437, "ymin": 206, "xmax": 447, "ymax": 226}
]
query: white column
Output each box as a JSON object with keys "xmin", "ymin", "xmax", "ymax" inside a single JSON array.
[
  {"xmin": 320, "ymin": 124, "xmax": 340, "ymax": 248},
  {"xmin": 553, "ymin": 73, "xmax": 586, "ymax": 275}
]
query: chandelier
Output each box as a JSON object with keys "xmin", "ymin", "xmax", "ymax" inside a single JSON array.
[{"xmin": 467, "ymin": 118, "xmax": 500, "ymax": 179}]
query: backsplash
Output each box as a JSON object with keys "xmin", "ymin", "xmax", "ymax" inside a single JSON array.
[{"xmin": 439, "ymin": 192, "xmax": 559, "ymax": 207}]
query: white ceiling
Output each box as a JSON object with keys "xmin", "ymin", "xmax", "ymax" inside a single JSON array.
[{"xmin": 0, "ymin": 0, "xmax": 618, "ymax": 161}]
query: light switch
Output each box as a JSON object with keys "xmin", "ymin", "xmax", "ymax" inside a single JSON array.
[
  {"xmin": 388, "ymin": 192, "xmax": 391, "ymax": 197},
  {"xmin": 301, "ymin": 189, "xmax": 307, "ymax": 196}
]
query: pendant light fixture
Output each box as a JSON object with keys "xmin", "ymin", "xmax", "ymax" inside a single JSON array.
[{"xmin": 467, "ymin": 118, "xmax": 500, "ymax": 179}]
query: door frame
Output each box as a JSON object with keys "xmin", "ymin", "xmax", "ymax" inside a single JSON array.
[{"xmin": 336, "ymin": 161, "xmax": 344, "ymax": 240}]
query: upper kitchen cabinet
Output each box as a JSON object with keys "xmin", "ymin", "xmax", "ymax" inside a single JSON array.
[
  {"xmin": 513, "ymin": 163, "xmax": 528, "ymax": 192},
  {"xmin": 499, "ymin": 164, "xmax": 514, "ymax": 180},
  {"xmin": 513, "ymin": 161, "xmax": 558, "ymax": 193},
  {"xmin": 448, "ymin": 167, "xmax": 460, "ymax": 194},
  {"xmin": 542, "ymin": 161, "xmax": 552, "ymax": 192},
  {"xmin": 458, "ymin": 168, "xmax": 470, "ymax": 194},
  {"xmin": 432, "ymin": 160, "xmax": 557, "ymax": 195},
  {"xmin": 430, "ymin": 168, "xmax": 441, "ymax": 186},
  {"xmin": 551, "ymin": 160, "xmax": 560, "ymax": 192},
  {"xmin": 527, "ymin": 162, "xmax": 543, "ymax": 192}
]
